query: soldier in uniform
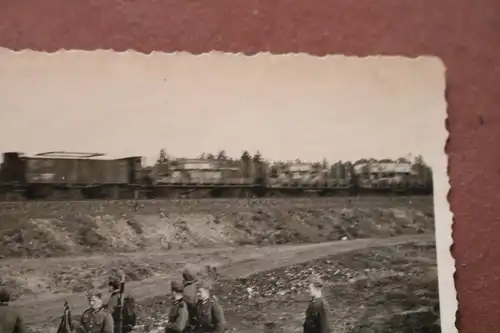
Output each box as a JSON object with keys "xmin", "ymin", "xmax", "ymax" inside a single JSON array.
[
  {"xmin": 0, "ymin": 288, "xmax": 28, "ymax": 333},
  {"xmin": 181, "ymin": 268, "xmax": 198, "ymax": 331},
  {"xmin": 302, "ymin": 276, "xmax": 331, "ymax": 333},
  {"xmin": 165, "ymin": 281, "xmax": 189, "ymax": 333},
  {"xmin": 106, "ymin": 270, "xmax": 122, "ymax": 311},
  {"xmin": 78, "ymin": 289, "xmax": 114, "ymax": 333},
  {"xmin": 193, "ymin": 281, "xmax": 226, "ymax": 333},
  {"xmin": 106, "ymin": 270, "xmax": 137, "ymax": 333}
]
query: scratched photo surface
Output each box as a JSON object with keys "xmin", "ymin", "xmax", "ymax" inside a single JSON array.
[{"xmin": 0, "ymin": 49, "xmax": 451, "ymax": 333}]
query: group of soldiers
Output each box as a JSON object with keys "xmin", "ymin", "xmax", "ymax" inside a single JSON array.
[{"xmin": 0, "ymin": 267, "xmax": 331, "ymax": 333}]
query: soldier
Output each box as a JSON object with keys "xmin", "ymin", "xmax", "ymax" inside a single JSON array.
[
  {"xmin": 181, "ymin": 268, "xmax": 198, "ymax": 330},
  {"xmin": 193, "ymin": 281, "xmax": 226, "ymax": 333},
  {"xmin": 78, "ymin": 290, "xmax": 114, "ymax": 333},
  {"xmin": 165, "ymin": 281, "xmax": 189, "ymax": 333},
  {"xmin": 302, "ymin": 276, "xmax": 331, "ymax": 333},
  {"xmin": 0, "ymin": 288, "xmax": 28, "ymax": 333},
  {"xmin": 106, "ymin": 270, "xmax": 137, "ymax": 333}
]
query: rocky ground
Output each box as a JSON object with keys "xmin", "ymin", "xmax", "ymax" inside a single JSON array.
[
  {"xmin": 136, "ymin": 240, "xmax": 440, "ymax": 333},
  {"xmin": 0, "ymin": 196, "xmax": 440, "ymax": 333}
]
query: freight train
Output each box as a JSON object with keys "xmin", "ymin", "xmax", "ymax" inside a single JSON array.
[{"xmin": 0, "ymin": 151, "xmax": 433, "ymax": 201}]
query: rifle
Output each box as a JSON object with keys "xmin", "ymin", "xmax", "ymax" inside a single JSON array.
[
  {"xmin": 56, "ymin": 301, "xmax": 73, "ymax": 333},
  {"xmin": 116, "ymin": 272, "xmax": 126, "ymax": 333}
]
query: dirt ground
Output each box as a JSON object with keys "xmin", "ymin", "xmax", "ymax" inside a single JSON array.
[
  {"xmin": 223, "ymin": 240, "xmax": 439, "ymax": 333},
  {"xmin": 0, "ymin": 196, "xmax": 439, "ymax": 333},
  {"xmin": 139, "ymin": 238, "xmax": 439, "ymax": 333},
  {"xmin": 0, "ymin": 197, "xmax": 434, "ymax": 258}
]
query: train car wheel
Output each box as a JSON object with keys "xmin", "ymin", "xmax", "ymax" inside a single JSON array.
[
  {"xmin": 252, "ymin": 186, "xmax": 267, "ymax": 197},
  {"xmin": 68, "ymin": 188, "xmax": 83, "ymax": 200},
  {"xmin": 26, "ymin": 185, "xmax": 53, "ymax": 200},
  {"xmin": 1, "ymin": 188, "xmax": 26, "ymax": 201},
  {"xmin": 108, "ymin": 185, "xmax": 121, "ymax": 200},
  {"xmin": 210, "ymin": 188, "xmax": 224, "ymax": 198}
]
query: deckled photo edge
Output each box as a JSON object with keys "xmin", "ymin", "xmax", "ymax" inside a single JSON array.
[
  {"xmin": 432, "ymin": 59, "xmax": 457, "ymax": 333},
  {"xmin": 0, "ymin": 46, "xmax": 446, "ymax": 64}
]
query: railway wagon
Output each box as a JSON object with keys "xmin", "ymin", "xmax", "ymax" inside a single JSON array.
[
  {"xmin": 265, "ymin": 161, "xmax": 353, "ymax": 196},
  {"xmin": 0, "ymin": 151, "xmax": 142, "ymax": 200},
  {"xmin": 149, "ymin": 158, "xmax": 266, "ymax": 197},
  {"xmin": 324, "ymin": 162, "xmax": 353, "ymax": 190},
  {"xmin": 268, "ymin": 163, "xmax": 324, "ymax": 188},
  {"xmin": 351, "ymin": 160, "xmax": 431, "ymax": 193},
  {"xmin": 0, "ymin": 150, "xmax": 434, "ymax": 200},
  {"xmin": 152, "ymin": 158, "xmax": 245, "ymax": 185}
]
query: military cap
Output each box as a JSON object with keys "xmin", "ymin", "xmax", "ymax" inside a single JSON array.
[
  {"xmin": 171, "ymin": 281, "xmax": 184, "ymax": 293},
  {"xmin": 86, "ymin": 288, "xmax": 103, "ymax": 299},
  {"xmin": 0, "ymin": 288, "xmax": 10, "ymax": 303},
  {"xmin": 309, "ymin": 276, "xmax": 324, "ymax": 288}
]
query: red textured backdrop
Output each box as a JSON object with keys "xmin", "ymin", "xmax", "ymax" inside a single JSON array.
[{"xmin": 1, "ymin": 0, "xmax": 499, "ymax": 332}]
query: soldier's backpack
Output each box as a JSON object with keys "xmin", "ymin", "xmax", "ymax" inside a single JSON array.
[{"xmin": 122, "ymin": 296, "xmax": 137, "ymax": 329}]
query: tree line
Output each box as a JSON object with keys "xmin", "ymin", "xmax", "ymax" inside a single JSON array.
[{"xmin": 154, "ymin": 149, "xmax": 432, "ymax": 178}]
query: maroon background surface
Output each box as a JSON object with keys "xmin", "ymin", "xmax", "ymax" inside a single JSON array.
[{"xmin": 1, "ymin": 0, "xmax": 499, "ymax": 332}]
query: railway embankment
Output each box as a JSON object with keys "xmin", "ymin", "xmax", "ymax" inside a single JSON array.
[{"xmin": 0, "ymin": 196, "xmax": 434, "ymax": 259}]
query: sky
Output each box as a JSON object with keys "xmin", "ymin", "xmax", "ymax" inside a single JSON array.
[{"xmin": 0, "ymin": 49, "xmax": 446, "ymax": 167}]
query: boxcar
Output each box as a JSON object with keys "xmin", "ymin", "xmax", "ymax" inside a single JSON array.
[
  {"xmin": 25, "ymin": 157, "xmax": 79, "ymax": 183},
  {"xmin": 0, "ymin": 152, "xmax": 142, "ymax": 199},
  {"xmin": 74, "ymin": 158, "xmax": 129, "ymax": 184},
  {"xmin": 22, "ymin": 155, "xmax": 131, "ymax": 185}
]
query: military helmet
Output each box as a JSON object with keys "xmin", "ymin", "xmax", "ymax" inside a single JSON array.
[
  {"xmin": 182, "ymin": 267, "xmax": 197, "ymax": 283},
  {"xmin": 108, "ymin": 269, "xmax": 124, "ymax": 290},
  {"xmin": 108, "ymin": 268, "xmax": 124, "ymax": 283},
  {"xmin": 171, "ymin": 280, "xmax": 184, "ymax": 293}
]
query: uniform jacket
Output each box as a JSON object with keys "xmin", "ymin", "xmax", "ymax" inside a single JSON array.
[
  {"xmin": 107, "ymin": 289, "xmax": 133, "ymax": 314},
  {"xmin": 165, "ymin": 298, "xmax": 189, "ymax": 333},
  {"xmin": 194, "ymin": 296, "xmax": 226, "ymax": 333},
  {"xmin": 182, "ymin": 282, "xmax": 197, "ymax": 308},
  {"xmin": 107, "ymin": 289, "xmax": 135, "ymax": 333},
  {"xmin": 182, "ymin": 271, "xmax": 198, "ymax": 327},
  {"xmin": 302, "ymin": 297, "xmax": 331, "ymax": 333},
  {"xmin": 182, "ymin": 269, "xmax": 197, "ymax": 306},
  {"xmin": 79, "ymin": 307, "xmax": 114, "ymax": 333},
  {"xmin": 0, "ymin": 303, "xmax": 28, "ymax": 333}
]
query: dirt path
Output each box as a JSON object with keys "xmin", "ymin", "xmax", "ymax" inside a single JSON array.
[{"xmin": 10, "ymin": 233, "xmax": 433, "ymax": 326}]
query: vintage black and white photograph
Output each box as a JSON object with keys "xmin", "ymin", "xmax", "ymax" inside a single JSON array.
[{"xmin": 0, "ymin": 50, "xmax": 453, "ymax": 333}]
